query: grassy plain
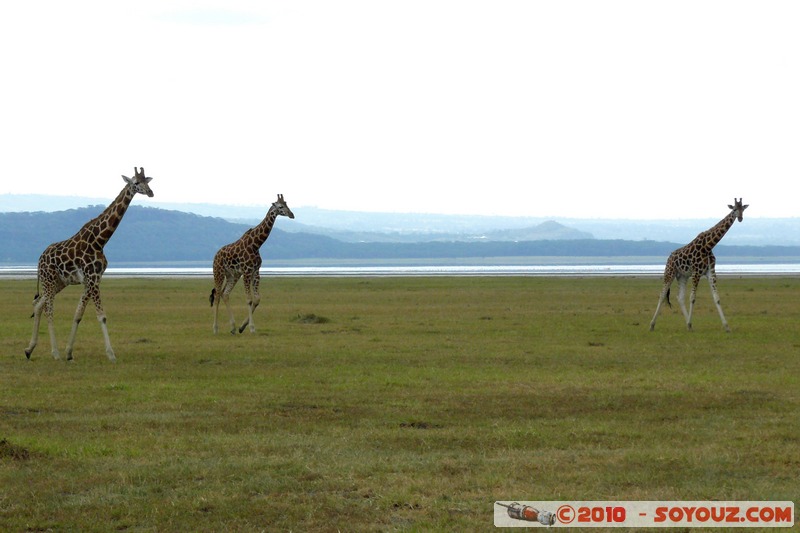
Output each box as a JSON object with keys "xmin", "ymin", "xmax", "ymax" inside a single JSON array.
[{"xmin": 1, "ymin": 276, "xmax": 798, "ymax": 531}]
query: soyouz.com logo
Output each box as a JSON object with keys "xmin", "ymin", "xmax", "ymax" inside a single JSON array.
[{"xmin": 494, "ymin": 501, "xmax": 795, "ymax": 528}]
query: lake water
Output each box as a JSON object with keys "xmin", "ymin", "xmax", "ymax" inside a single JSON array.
[{"xmin": 2, "ymin": 263, "xmax": 800, "ymax": 278}]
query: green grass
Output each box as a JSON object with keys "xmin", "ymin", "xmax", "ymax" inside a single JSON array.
[{"xmin": 1, "ymin": 276, "xmax": 798, "ymax": 531}]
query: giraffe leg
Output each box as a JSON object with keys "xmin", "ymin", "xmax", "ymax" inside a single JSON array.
[
  {"xmin": 44, "ymin": 298, "xmax": 62, "ymax": 359},
  {"xmin": 239, "ymin": 271, "xmax": 253, "ymax": 334},
  {"xmin": 25, "ymin": 296, "xmax": 47, "ymax": 359},
  {"xmin": 212, "ymin": 287, "xmax": 222, "ymax": 334},
  {"xmin": 671, "ymin": 279, "xmax": 689, "ymax": 330},
  {"xmin": 65, "ymin": 290, "xmax": 90, "ymax": 361},
  {"xmin": 66, "ymin": 283, "xmax": 116, "ymax": 362},
  {"xmin": 708, "ymin": 270, "xmax": 731, "ymax": 332},
  {"xmin": 250, "ymin": 273, "xmax": 261, "ymax": 333},
  {"xmin": 211, "ymin": 262, "xmax": 226, "ymax": 334},
  {"xmin": 239, "ymin": 271, "xmax": 261, "ymax": 333},
  {"xmin": 649, "ymin": 282, "xmax": 671, "ymax": 331},
  {"xmin": 94, "ymin": 291, "xmax": 116, "ymax": 362},
  {"xmin": 221, "ymin": 276, "xmax": 238, "ymax": 335},
  {"xmin": 685, "ymin": 276, "xmax": 701, "ymax": 332}
]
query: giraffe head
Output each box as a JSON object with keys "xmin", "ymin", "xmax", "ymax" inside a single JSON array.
[
  {"xmin": 121, "ymin": 167, "xmax": 155, "ymax": 198},
  {"xmin": 272, "ymin": 194, "xmax": 295, "ymax": 219},
  {"xmin": 727, "ymin": 198, "xmax": 748, "ymax": 222}
]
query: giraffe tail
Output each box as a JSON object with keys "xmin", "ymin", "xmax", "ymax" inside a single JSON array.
[
  {"xmin": 209, "ymin": 288, "xmax": 216, "ymax": 307},
  {"xmin": 665, "ymin": 287, "xmax": 671, "ymax": 308}
]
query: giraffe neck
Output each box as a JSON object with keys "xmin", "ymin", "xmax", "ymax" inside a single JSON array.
[
  {"xmin": 695, "ymin": 210, "xmax": 736, "ymax": 251},
  {"xmin": 250, "ymin": 206, "xmax": 279, "ymax": 248},
  {"xmin": 78, "ymin": 185, "xmax": 135, "ymax": 249}
]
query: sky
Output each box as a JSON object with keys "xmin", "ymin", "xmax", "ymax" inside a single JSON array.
[{"xmin": 1, "ymin": 1, "xmax": 798, "ymax": 219}]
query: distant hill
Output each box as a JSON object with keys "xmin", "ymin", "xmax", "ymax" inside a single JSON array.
[
  {"xmin": 483, "ymin": 221, "xmax": 593, "ymax": 241},
  {"xmin": 4, "ymin": 195, "xmax": 799, "ymax": 246},
  {"xmin": 0, "ymin": 206, "xmax": 246, "ymax": 264},
  {"xmin": 286, "ymin": 219, "xmax": 593, "ymax": 243},
  {"xmin": 0, "ymin": 205, "xmax": 363, "ymax": 264},
  {"xmin": 2, "ymin": 206, "xmax": 799, "ymax": 266},
  {"xmin": 275, "ymin": 207, "xmax": 800, "ymax": 247}
]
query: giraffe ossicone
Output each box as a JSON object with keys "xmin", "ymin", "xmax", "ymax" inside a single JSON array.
[
  {"xmin": 210, "ymin": 194, "xmax": 295, "ymax": 334},
  {"xmin": 24, "ymin": 167, "xmax": 155, "ymax": 361},
  {"xmin": 649, "ymin": 198, "xmax": 748, "ymax": 333}
]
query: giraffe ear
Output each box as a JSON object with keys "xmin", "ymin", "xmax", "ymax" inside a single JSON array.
[
  {"xmin": 728, "ymin": 204, "xmax": 734, "ymax": 210},
  {"xmin": 122, "ymin": 175, "xmax": 132, "ymax": 185}
]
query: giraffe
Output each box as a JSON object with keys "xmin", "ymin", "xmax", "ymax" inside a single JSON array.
[
  {"xmin": 24, "ymin": 168, "xmax": 155, "ymax": 361},
  {"xmin": 210, "ymin": 194, "xmax": 295, "ymax": 334},
  {"xmin": 649, "ymin": 198, "xmax": 748, "ymax": 333}
]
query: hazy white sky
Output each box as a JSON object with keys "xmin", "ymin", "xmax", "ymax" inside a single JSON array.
[{"xmin": 1, "ymin": 1, "xmax": 797, "ymax": 219}]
